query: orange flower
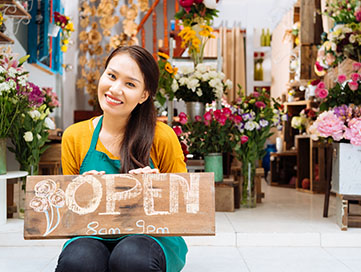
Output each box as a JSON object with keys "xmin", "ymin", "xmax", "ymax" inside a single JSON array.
[{"xmin": 165, "ymin": 62, "xmax": 173, "ymax": 74}]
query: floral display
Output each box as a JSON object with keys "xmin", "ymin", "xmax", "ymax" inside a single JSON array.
[
  {"xmin": 175, "ymin": 0, "xmax": 219, "ymax": 65},
  {"xmin": 54, "ymin": 12, "xmax": 75, "ymax": 53},
  {"xmin": 315, "ymin": 1, "xmax": 361, "ymax": 73},
  {"xmin": 156, "ymin": 52, "xmax": 178, "ymax": 106},
  {"xmin": 0, "ymin": 51, "xmax": 30, "ymax": 138},
  {"xmin": 0, "ymin": 11, "xmax": 4, "ymax": 28},
  {"xmin": 310, "ymin": 62, "xmax": 361, "ymax": 145},
  {"xmin": 230, "ymin": 88, "xmax": 287, "ymax": 206},
  {"xmin": 291, "ymin": 108, "xmax": 317, "ymax": 134},
  {"xmin": 175, "ymin": 108, "xmax": 240, "ymax": 156},
  {"xmin": 172, "ymin": 63, "xmax": 232, "ymax": 104}
]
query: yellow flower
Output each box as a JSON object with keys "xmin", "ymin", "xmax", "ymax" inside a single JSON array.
[
  {"xmin": 199, "ymin": 30, "xmax": 210, "ymax": 37},
  {"xmin": 158, "ymin": 52, "xmax": 169, "ymax": 59},
  {"xmin": 173, "ymin": 67, "xmax": 178, "ymax": 75},
  {"xmin": 61, "ymin": 45, "xmax": 68, "ymax": 52},
  {"xmin": 165, "ymin": 62, "xmax": 173, "ymax": 74},
  {"xmin": 178, "ymin": 27, "xmax": 192, "ymax": 38},
  {"xmin": 63, "ymin": 39, "xmax": 69, "ymax": 45},
  {"xmin": 66, "ymin": 22, "xmax": 74, "ymax": 32},
  {"xmin": 192, "ymin": 37, "xmax": 201, "ymax": 47},
  {"xmin": 201, "ymin": 25, "xmax": 213, "ymax": 32}
]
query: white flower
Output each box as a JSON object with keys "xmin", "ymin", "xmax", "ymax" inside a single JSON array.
[
  {"xmin": 218, "ymin": 72, "xmax": 225, "ymax": 80},
  {"xmin": 209, "ymin": 71, "xmax": 218, "ymax": 78},
  {"xmin": 179, "ymin": 77, "xmax": 188, "ymax": 86},
  {"xmin": 225, "ymin": 79, "xmax": 233, "ymax": 89},
  {"xmin": 196, "ymin": 88, "xmax": 203, "ymax": 97},
  {"xmin": 259, "ymin": 119, "xmax": 269, "ymax": 127},
  {"xmin": 0, "ymin": 82, "xmax": 11, "ymax": 93},
  {"xmin": 195, "ymin": 63, "xmax": 208, "ymax": 73},
  {"xmin": 209, "ymin": 78, "xmax": 221, "ymax": 88},
  {"xmin": 204, "ymin": 0, "xmax": 217, "ymax": 9},
  {"xmin": 349, "ymin": 34, "xmax": 356, "ymax": 43},
  {"xmin": 44, "ymin": 117, "xmax": 56, "ymax": 130},
  {"xmin": 171, "ymin": 79, "xmax": 179, "ymax": 92},
  {"xmin": 23, "ymin": 131, "xmax": 33, "ymax": 142},
  {"xmin": 159, "ymin": 88, "xmax": 166, "ymax": 96},
  {"xmin": 193, "ymin": 71, "xmax": 202, "ymax": 79},
  {"xmin": 0, "ymin": 65, "xmax": 6, "ymax": 74},
  {"xmin": 7, "ymin": 67, "xmax": 17, "ymax": 78},
  {"xmin": 245, "ymin": 121, "xmax": 256, "ymax": 131},
  {"xmin": 179, "ymin": 65, "xmax": 194, "ymax": 75},
  {"xmin": 201, "ymin": 73, "xmax": 210, "ymax": 82},
  {"xmin": 37, "ymin": 134, "xmax": 41, "ymax": 140},
  {"xmin": 28, "ymin": 110, "xmax": 41, "ymax": 120},
  {"xmin": 281, "ymin": 114, "xmax": 288, "ymax": 121},
  {"xmin": 187, "ymin": 78, "xmax": 199, "ymax": 92}
]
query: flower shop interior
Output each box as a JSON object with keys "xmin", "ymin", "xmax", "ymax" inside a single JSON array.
[{"xmin": 1, "ymin": 0, "xmax": 361, "ymax": 271}]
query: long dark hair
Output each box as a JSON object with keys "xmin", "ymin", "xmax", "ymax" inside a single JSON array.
[{"xmin": 104, "ymin": 45, "xmax": 159, "ymax": 173}]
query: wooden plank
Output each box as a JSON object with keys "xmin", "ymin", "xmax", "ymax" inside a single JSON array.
[
  {"xmin": 300, "ymin": 0, "xmax": 315, "ymax": 44},
  {"xmin": 24, "ymin": 173, "xmax": 215, "ymax": 239},
  {"xmin": 300, "ymin": 45, "xmax": 318, "ymax": 79}
]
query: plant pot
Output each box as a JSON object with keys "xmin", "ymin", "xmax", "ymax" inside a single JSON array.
[
  {"xmin": 186, "ymin": 102, "xmax": 205, "ymax": 122},
  {"xmin": 48, "ymin": 23, "xmax": 61, "ymax": 37},
  {"xmin": 0, "ymin": 138, "xmax": 7, "ymax": 175},
  {"xmin": 241, "ymin": 160, "xmax": 256, "ymax": 208},
  {"xmin": 204, "ymin": 153, "xmax": 223, "ymax": 182},
  {"xmin": 331, "ymin": 142, "xmax": 361, "ymax": 195}
]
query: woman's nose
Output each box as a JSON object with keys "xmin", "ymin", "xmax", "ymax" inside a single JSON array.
[{"xmin": 109, "ymin": 81, "xmax": 123, "ymax": 94}]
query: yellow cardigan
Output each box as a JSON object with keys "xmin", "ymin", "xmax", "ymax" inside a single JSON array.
[{"xmin": 61, "ymin": 117, "xmax": 187, "ymax": 174}]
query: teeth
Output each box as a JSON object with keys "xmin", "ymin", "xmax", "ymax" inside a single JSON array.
[{"xmin": 107, "ymin": 95, "xmax": 122, "ymax": 104}]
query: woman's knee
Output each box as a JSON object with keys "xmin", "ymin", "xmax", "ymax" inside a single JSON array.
[
  {"xmin": 55, "ymin": 238, "xmax": 110, "ymax": 272},
  {"xmin": 109, "ymin": 235, "xmax": 166, "ymax": 272}
]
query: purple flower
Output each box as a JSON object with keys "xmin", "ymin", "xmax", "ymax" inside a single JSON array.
[{"xmin": 27, "ymin": 82, "xmax": 45, "ymax": 107}]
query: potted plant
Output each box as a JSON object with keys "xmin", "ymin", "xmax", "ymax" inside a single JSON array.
[{"xmin": 175, "ymin": 107, "xmax": 241, "ymax": 182}]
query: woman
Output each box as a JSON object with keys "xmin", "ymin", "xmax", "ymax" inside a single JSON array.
[{"xmin": 57, "ymin": 46, "xmax": 188, "ymax": 272}]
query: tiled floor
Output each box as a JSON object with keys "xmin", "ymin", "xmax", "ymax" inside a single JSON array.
[{"xmin": 1, "ymin": 180, "xmax": 361, "ymax": 272}]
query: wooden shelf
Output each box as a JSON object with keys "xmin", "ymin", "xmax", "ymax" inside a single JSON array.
[
  {"xmin": 0, "ymin": 32, "xmax": 14, "ymax": 44},
  {"xmin": 0, "ymin": 0, "xmax": 31, "ymax": 19}
]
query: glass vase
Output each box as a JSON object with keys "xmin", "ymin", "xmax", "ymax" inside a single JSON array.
[
  {"xmin": 241, "ymin": 160, "xmax": 256, "ymax": 208},
  {"xmin": 186, "ymin": 101, "xmax": 205, "ymax": 122},
  {"xmin": 0, "ymin": 138, "xmax": 7, "ymax": 175}
]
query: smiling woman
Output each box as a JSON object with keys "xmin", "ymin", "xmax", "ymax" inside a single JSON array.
[{"xmin": 58, "ymin": 46, "xmax": 188, "ymax": 272}]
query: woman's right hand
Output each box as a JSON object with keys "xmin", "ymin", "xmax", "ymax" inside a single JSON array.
[{"xmin": 82, "ymin": 170, "xmax": 106, "ymax": 176}]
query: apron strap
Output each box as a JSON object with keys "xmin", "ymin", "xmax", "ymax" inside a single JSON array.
[{"xmin": 89, "ymin": 116, "xmax": 103, "ymax": 151}]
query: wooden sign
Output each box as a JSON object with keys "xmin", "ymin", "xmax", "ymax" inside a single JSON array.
[{"xmin": 24, "ymin": 173, "xmax": 215, "ymax": 239}]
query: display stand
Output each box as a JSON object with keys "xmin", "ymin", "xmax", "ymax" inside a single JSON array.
[{"xmin": 0, "ymin": 171, "xmax": 27, "ymax": 224}]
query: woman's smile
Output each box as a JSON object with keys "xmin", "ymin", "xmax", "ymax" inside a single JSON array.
[{"xmin": 105, "ymin": 93, "xmax": 123, "ymax": 106}]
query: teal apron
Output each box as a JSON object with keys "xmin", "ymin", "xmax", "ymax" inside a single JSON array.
[{"xmin": 64, "ymin": 116, "xmax": 187, "ymax": 272}]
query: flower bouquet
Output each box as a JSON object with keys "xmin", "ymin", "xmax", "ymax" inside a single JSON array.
[
  {"xmin": 309, "ymin": 62, "xmax": 361, "ymax": 145},
  {"xmin": 175, "ymin": 0, "xmax": 219, "ymax": 65},
  {"xmin": 54, "ymin": 11, "xmax": 75, "ymax": 52},
  {"xmin": 230, "ymin": 88, "xmax": 287, "ymax": 207},
  {"xmin": 156, "ymin": 52, "xmax": 178, "ymax": 106},
  {"xmin": 172, "ymin": 63, "xmax": 232, "ymax": 104}
]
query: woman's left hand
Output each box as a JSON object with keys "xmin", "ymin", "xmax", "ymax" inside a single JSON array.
[{"xmin": 129, "ymin": 166, "xmax": 159, "ymax": 174}]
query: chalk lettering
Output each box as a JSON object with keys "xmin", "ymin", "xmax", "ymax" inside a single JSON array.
[
  {"xmin": 65, "ymin": 176, "xmax": 102, "ymax": 215},
  {"xmin": 99, "ymin": 175, "xmax": 142, "ymax": 215},
  {"xmin": 143, "ymin": 174, "xmax": 169, "ymax": 215},
  {"xmin": 135, "ymin": 219, "xmax": 169, "ymax": 234},
  {"xmin": 169, "ymin": 174, "xmax": 200, "ymax": 214},
  {"xmin": 86, "ymin": 221, "xmax": 121, "ymax": 235}
]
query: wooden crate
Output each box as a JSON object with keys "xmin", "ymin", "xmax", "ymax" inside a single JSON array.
[
  {"xmin": 324, "ymin": 58, "xmax": 358, "ymax": 89},
  {"xmin": 215, "ymin": 176, "xmax": 239, "ymax": 212},
  {"xmin": 300, "ymin": 44, "xmax": 318, "ymax": 79},
  {"xmin": 336, "ymin": 194, "xmax": 361, "ymax": 231},
  {"xmin": 300, "ymin": 0, "xmax": 323, "ymax": 45}
]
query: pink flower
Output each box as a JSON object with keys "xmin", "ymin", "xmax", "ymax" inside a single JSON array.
[
  {"xmin": 194, "ymin": 0, "xmax": 203, "ymax": 3},
  {"xmin": 337, "ymin": 74, "xmax": 347, "ymax": 84},
  {"xmin": 351, "ymin": 73, "xmax": 360, "ymax": 82},
  {"xmin": 348, "ymin": 81, "xmax": 359, "ymax": 91},
  {"xmin": 255, "ymin": 101, "xmax": 266, "ymax": 108},
  {"xmin": 179, "ymin": 112, "xmax": 188, "ymax": 125},
  {"xmin": 218, "ymin": 114, "xmax": 227, "ymax": 126},
  {"xmin": 234, "ymin": 115, "xmax": 243, "ymax": 124},
  {"xmin": 317, "ymin": 82, "xmax": 325, "ymax": 89},
  {"xmin": 179, "ymin": 0, "xmax": 194, "ymax": 12},
  {"xmin": 355, "ymin": 8, "xmax": 361, "ymax": 22},
  {"xmin": 204, "ymin": 111, "xmax": 212, "ymax": 121},
  {"xmin": 195, "ymin": 115, "xmax": 202, "ymax": 122},
  {"xmin": 316, "ymin": 88, "xmax": 328, "ymax": 99},
  {"xmin": 344, "ymin": 118, "xmax": 361, "ymax": 145},
  {"xmin": 222, "ymin": 107, "xmax": 232, "ymax": 117},
  {"xmin": 352, "ymin": 62, "xmax": 361, "ymax": 72},
  {"xmin": 316, "ymin": 111, "xmax": 345, "ymax": 141},
  {"xmin": 240, "ymin": 135, "xmax": 249, "ymax": 144},
  {"xmin": 173, "ymin": 126, "xmax": 183, "ymax": 137},
  {"xmin": 325, "ymin": 53, "xmax": 336, "ymax": 66},
  {"xmin": 252, "ymin": 91, "xmax": 260, "ymax": 98},
  {"xmin": 213, "ymin": 109, "xmax": 221, "ymax": 120}
]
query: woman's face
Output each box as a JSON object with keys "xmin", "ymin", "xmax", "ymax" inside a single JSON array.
[{"xmin": 98, "ymin": 53, "xmax": 149, "ymax": 118}]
